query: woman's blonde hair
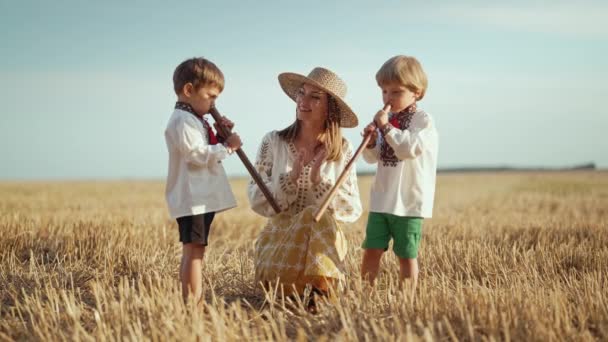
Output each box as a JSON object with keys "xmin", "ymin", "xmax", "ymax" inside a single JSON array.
[
  {"xmin": 376, "ymin": 55, "xmax": 428, "ymax": 100},
  {"xmin": 277, "ymin": 96, "xmax": 344, "ymax": 161}
]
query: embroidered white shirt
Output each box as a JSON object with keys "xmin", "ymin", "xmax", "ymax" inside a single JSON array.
[
  {"xmin": 248, "ymin": 131, "xmax": 362, "ymax": 223},
  {"xmin": 362, "ymin": 109, "xmax": 438, "ymax": 218},
  {"xmin": 164, "ymin": 108, "xmax": 237, "ymax": 218}
]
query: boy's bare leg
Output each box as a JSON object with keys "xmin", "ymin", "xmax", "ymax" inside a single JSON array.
[
  {"xmin": 361, "ymin": 249, "xmax": 384, "ymax": 284},
  {"xmin": 398, "ymin": 257, "xmax": 418, "ymax": 300},
  {"xmin": 181, "ymin": 243, "xmax": 206, "ymax": 303},
  {"xmin": 180, "ymin": 252, "xmax": 186, "ymax": 287}
]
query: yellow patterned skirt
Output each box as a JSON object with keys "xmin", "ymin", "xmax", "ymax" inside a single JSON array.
[{"xmin": 254, "ymin": 206, "xmax": 348, "ymax": 296}]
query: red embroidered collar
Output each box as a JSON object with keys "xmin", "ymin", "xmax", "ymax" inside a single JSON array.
[
  {"xmin": 389, "ymin": 102, "xmax": 417, "ymax": 129},
  {"xmin": 175, "ymin": 102, "xmax": 218, "ymax": 145}
]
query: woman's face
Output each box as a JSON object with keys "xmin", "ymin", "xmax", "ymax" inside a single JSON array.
[{"xmin": 295, "ymin": 83, "xmax": 328, "ymax": 124}]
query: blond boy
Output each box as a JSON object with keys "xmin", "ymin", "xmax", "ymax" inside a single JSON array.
[
  {"xmin": 360, "ymin": 55, "xmax": 438, "ymax": 298},
  {"xmin": 165, "ymin": 57, "xmax": 242, "ymax": 303}
]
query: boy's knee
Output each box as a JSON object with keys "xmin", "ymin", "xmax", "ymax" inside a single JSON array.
[
  {"xmin": 364, "ymin": 249, "xmax": 384, "ymax": 260},
  {"xmin": 398, "ymin": 257, "xmax": 416, "ymax": 263},
  {"xmin": 398, "ymin": 257, "xmax": 418, "ymax": 270}
]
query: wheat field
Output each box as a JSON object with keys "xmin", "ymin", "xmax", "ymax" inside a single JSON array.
[{"xmin": 1, "ymin": 172, "xmax": 607, "ymax": 341}]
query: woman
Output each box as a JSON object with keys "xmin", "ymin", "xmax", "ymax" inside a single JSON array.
[{"xmin": 248, "ymin": 67, "xmax": 362, "ymax": 300}]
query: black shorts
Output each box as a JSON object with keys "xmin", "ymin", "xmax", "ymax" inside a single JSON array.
[{"xmin": 176, "ymin": 212, "xmax": 216, "ymax": 245}]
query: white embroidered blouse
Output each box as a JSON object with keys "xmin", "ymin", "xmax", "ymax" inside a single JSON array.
[{"xmin": 248, "ymin": 131, "xmax": 362, "ymax": 223}]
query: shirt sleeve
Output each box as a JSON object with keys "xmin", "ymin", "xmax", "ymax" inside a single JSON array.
[
  {"xmin": 177, "ymin": 115, "xmax": 228, "ymax": 167},
  {"xmin": 310, "ymin": 140, "xmax": 362, "ymax": 223},
  {"xmin": 383, "ymin": 112, "xmax": 433, "ymax": 160},
  {"xmin": 362, "ymin": 130, "xmax": 381, "ymax": 164},
  {"xmin": 248, "ymin": 132, "xmax": 297, "ymax": 217}
]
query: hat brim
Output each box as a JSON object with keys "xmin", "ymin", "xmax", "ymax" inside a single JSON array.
[{"xmin": 278, "ymin": 72, "xmax": 359, "ymax": 128}]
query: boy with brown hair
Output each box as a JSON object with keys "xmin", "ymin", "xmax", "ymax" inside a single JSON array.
[
  {"xmin": 165, "ymin": 57, "xmax": 242, "ymax": 303},
  {"xmin": 360, "ymin": 55, "xmax": 439, "ymax": 299}
]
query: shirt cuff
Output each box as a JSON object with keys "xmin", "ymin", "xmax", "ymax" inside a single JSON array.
[
  {"xmin": 379, "ymin": 124, "xmax": 393, "ymax": 137},
  {"xmin": 222, "ymin": 143, "xmax": 234, "ymax": 155}
]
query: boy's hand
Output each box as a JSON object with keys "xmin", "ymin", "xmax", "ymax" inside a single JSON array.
[
  {"xmin": 290, "ymin": 149, "xmax": 306, "ymax": 182},
  {"xmin": 224, "ymin": 133, "xmax": 242, "ymax": 151},
  {"xmin": 373, "ymin": 104, "xmax": 392, "ymax": 129},
  {"xmin": 214, "ymin": 116, "xmax": 235, "ymax": 139},
  {"xmin": 310, "ymin": 145, "xmax": 328, "ymax": 185},
  {"xmin": 362, "ymin": 122, "xmax": 378, "ymax": 148}
]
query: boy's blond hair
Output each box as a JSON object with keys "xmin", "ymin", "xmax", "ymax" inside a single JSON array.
[
  {"xmin": 376, "ymin": 55, "xmax": 428, "ymax": 100},
  {"xmin": 173, "ymin": 57, "xmax": 225, "ymax": 95}
]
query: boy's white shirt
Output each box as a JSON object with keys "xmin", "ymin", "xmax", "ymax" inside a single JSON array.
[
  {"xmin": 164, "ymin": 108, "xmax": 237, "ymax": 218},
  {"xmin": 362, "ymin": 109, "xmax": 438, "ymax": 218}
]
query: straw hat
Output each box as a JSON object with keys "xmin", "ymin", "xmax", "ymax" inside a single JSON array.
[{"xmin": 278, "ymin": 67, "xmax": 358, "ymax": 128}]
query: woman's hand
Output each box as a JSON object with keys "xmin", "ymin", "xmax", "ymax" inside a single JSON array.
[{"xmin": 310, "ymin": 145, "xmax": 328, "ymax": 185}]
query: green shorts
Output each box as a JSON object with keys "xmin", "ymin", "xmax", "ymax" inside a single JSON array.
[{"xmin": 361, "ymin": 212, "xmax": 423, "ymax": 259}]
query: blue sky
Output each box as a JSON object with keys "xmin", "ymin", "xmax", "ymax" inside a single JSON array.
[{"xmin": 1, "ymin": 0, "xmax": 607, "ymax": 179}]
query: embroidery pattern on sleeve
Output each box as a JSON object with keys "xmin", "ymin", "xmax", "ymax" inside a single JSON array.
[
  {"xmin": 250, "ymin": 139, "xmax": 271, "ymax": 185},
  {"xmin": 380, "ymin": 103, "xmax": 417, "ymax": 167}
]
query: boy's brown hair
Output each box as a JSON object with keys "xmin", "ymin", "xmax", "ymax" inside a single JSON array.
[
  {"xmin": 376, "ymin": 55, "xmax": 428, "ymax": 100},
  {"xmin": 173, "ymin": 57, "xmax": 225, "ymax": 95}
]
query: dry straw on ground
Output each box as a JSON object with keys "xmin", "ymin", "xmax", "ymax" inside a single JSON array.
[{"xmin": 1, "ymin": 172, "xmax": 607, "ymax": 341}]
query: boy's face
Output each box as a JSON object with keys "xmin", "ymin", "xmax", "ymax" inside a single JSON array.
[
  {"xmin": 381, "ymin": 82, "xmax": 420, "ymax": 113},
  {"xmin": 181, "ymin": 83, "xmax": 221, "ymax": 115}
]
